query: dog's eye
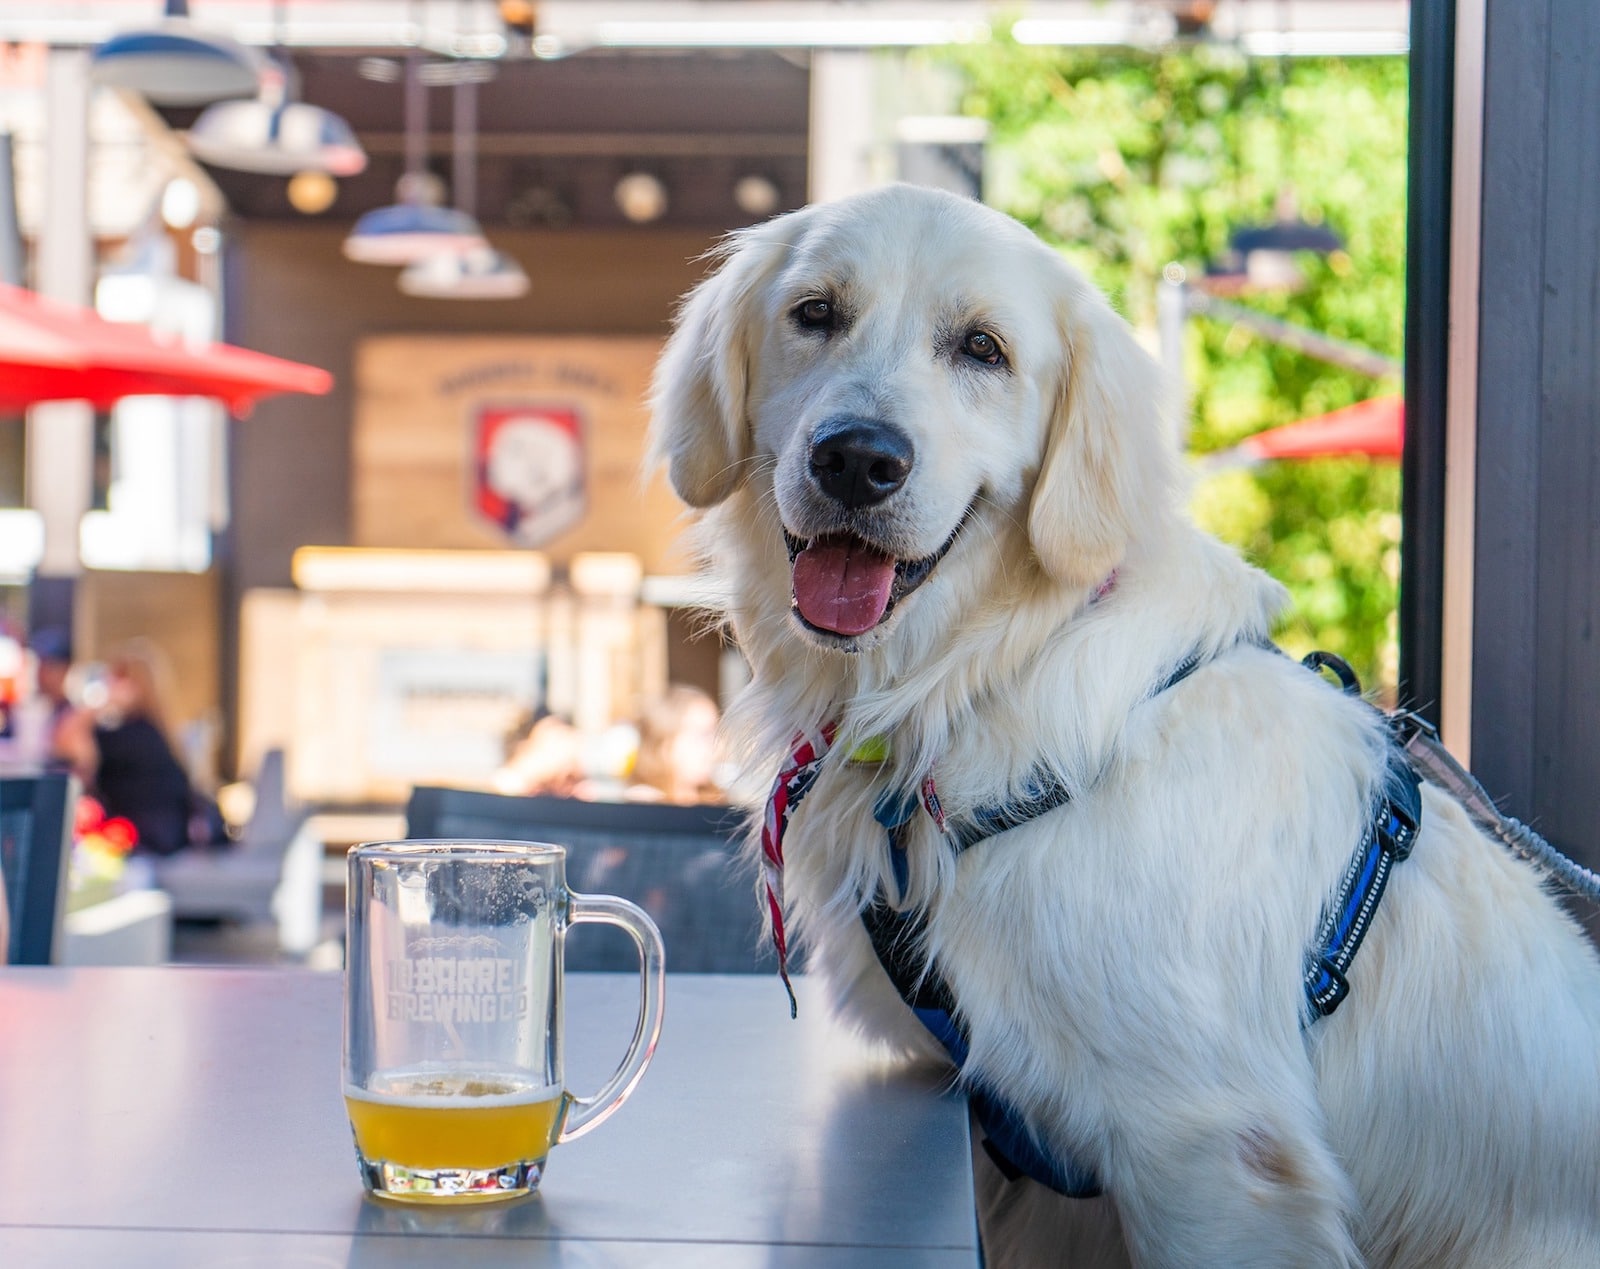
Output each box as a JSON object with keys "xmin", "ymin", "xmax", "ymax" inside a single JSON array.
[
  {"xmin": 794, "ymin": 298, "xmax": 836, "ymax": 331},
  {"xmin": 962, "ymin": 330, "xmax": 1005, "ymax": 366}
]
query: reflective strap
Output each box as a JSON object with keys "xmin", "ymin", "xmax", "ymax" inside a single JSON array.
[{"xmin": 1303, "ymin": 744, "xmax": 1421, "ymax": 1022}]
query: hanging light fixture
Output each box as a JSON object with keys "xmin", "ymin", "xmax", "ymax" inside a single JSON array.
[
  {"xmin": 1205, "ymin": 191, "xmax": 1345, "ymax": 294},
  {"xmin": 188, "ymin": 99, "xmax": 366, "ymax": 177},
  {"xmin": 187, "ymin": 7, "xmax": 365, "ymax": 180},
  {"xmin": 732, "ymin": 173, "xmax": 781, "ymax": 219},
  {"xmin": 400, "ymin": 243, "xmax": 528, "ymax": 300},
  {"xmin": 397, "ymin": 75, "xmax": 527, "ymax": 299},
  {"xmin": 344, "ymin": 51, "xmax": 486, "ymax": 266},
  {"xmin": 1229, "ymin": 215, "xmax": 1343, "ymax": 258},
  {"xmin": 91, "ymin": 0, "xmax": 263, "ymax": 107},
  {"xmin": 345, "ymin": 201, "xmax": 484, "ymax": 265},
  {"xmin": 1207, "ymin": 11, "xmax": 1344, "ymax": 294},
  {"xmin": 187, "ymin": 75, "xmax": 366, "ymax": 176}
]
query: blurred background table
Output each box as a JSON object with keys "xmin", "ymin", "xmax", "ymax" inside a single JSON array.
[{"xmin": 0, "ymin": 968, "xmax": 978, "ymax": 1268}]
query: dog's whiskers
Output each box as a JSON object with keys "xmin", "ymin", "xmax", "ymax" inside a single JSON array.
[{"xmin": 967, "ymin": 497, "xmax": 1017, "ymax": 586}]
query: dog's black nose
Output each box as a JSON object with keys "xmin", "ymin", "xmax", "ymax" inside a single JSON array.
[{"xmin": 808, "ymin": 418, "xmax": 914, "ymax": 509}]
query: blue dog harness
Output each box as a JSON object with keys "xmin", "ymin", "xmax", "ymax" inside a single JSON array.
[
  {"xmin": 765, "ymin": 647, "xmax": 1424, "ymax": 1199},
  {"xmin": 1300, "ymin": 652, "xmax": 1423, "ymax": 1020}
]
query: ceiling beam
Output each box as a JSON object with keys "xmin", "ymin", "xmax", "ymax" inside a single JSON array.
[{"xmin": 351, "ymin": 131, "xmax": 808, "ymax": 159}]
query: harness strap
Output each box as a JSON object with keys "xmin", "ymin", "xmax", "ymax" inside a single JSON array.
[
  {"xmin": 942, "ymin": 649, "xmax": 1209, "ymax": 854},
  {"xmin": 1297, "ymin": 652, "xmax": 1423, "ymax": 1019},
  {"xmin": 1397, "ymin": 712, "xmax": 1600, "ymax": 904},
  {"xmin": 863, "ymin": 646, "xmax": 1217, "ymax": 1198},
  {"xmin": 860, "ymin": 645, "xmax": 1422, "ymax": 1199},
  {"xmin": 1302, "ymin": 737, "xmax": 1421, "ymax": 1019},
  {"xmin": 863, "ymin": 895, "xmax": 1104, "ymax": 1197}
]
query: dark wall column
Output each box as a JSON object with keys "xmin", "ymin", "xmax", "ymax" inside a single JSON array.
[
  {"xmin": 1399, "ymin": 0, "xmax": 1454, "ymax": 726},
  {"xmin": 1473, "ymin": 0, "xmax": 1600, "ymax": 877}
]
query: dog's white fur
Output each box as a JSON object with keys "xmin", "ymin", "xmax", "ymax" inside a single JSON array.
[{"xmin": 648, "ymin": 184, "xmax": 1600, "ymax": 1268}]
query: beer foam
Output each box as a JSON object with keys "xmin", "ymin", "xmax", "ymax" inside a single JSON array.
[{"xmin": 348, "ymin": 1068, "xmax": 562, "ymax": 1109}]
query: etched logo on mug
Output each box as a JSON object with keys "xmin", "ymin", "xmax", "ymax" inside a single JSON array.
[{"xmin": 385, "ymin": 954, "xmax": 529, "ymax": 1024}]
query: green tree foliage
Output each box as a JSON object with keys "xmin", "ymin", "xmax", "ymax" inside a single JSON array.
[{"xmin": 936, "ymin": 35, "xmax": 1407, "ymax": 693}]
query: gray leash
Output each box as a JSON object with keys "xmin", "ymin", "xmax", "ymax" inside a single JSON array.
[{"xmin": 1396, "ymin": 718, "xmax": 1600, "ymax": 904}]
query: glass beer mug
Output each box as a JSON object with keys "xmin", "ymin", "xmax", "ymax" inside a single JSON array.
[{"xmin": 344, "ymin": 840, "xmax": 665, "ymax": 1202}]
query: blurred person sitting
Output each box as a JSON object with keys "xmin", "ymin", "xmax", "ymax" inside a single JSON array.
[
  {"xmin": 10, "ymin": 626, "xmax": 79, "ymax": 769},
  {"xmin": 493, "ymin": 709, "xmax": 585, "ymax": 797},
  {"xmin": 31, "ymin": 626, "xmax": 75, "ymax": 724},
  {"xmin": 55, "ymin": 639, "xmax": 222, "ymax": 857},
  {"xmin": 629, "ymin": 685, "xmax": 723, "ymax": 805}
]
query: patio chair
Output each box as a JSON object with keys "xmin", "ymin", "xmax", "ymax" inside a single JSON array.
[
  {"xmin": 404, "ymin": 787, "xmax": 775, "ymax": 973},
  {"xmin": 0, "ymin": 772, "xmax": 77, "ymax": 965},
  {"xmin": 151, "ymin": 749, "xmax": 324, "ymax": 953}
]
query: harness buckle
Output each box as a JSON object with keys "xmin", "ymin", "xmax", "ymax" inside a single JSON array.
[
  {"xmin": 1305, "ymin": 956, "xmax": 1350, "ymax": 1017},
  {"xmin": 1302, "ymin": 650, "xmax": 1363, "ymax": 696},
  {"xmin": 1378, "ymin": 799, "xmax": 1418, "ymax": 861},
  {"xmin": 1377, "ymin": 748, "xmax": 1423, "ymax": 861},
  {"xmin": 1387, "ymin": 706, "xmax": 1440, "ymax": 748}
]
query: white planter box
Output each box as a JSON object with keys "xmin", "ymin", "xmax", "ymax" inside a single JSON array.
[{"xmin": 60, "ymin": 889, "xmax": 173, "ymax": 966}]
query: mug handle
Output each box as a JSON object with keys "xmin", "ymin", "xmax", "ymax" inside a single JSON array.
[{"xmin": 557, "ymin": 891, "xmax": 666, "ymax": 1142}]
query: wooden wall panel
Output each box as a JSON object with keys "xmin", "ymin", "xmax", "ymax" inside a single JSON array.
[
  {"xmin": 226, "ymin": 224, "xmax": 718, "ymax": 594},
  {"xmin": 1530, "ymin": 0, "xmax": 1600, "ymax": 861},
  {"xmin": 1473, "ymin": 0, "xmax": 1548, "ymax": 818}
]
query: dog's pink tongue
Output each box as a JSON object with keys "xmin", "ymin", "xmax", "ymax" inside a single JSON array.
[{"xmin": 792, "ymin": 536, "xmax": 896, "ymax": 636}]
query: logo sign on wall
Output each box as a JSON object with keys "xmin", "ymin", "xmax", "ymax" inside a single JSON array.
[
  {"xmin": 354, "ymin": 336, "xmax": 688, "ymax": 574},
  {"xmin": 474, "ymin": 404, "xmax": 588, "ymax": 547}
]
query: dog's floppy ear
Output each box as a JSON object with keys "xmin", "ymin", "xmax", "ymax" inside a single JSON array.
[
  {"xmin": 648, "ymin": 216, "xmax": 801, "ymax": 508},
  {"xmin": 1027, "ymin": 272, "xmax": 1178, "ymax": 588}
]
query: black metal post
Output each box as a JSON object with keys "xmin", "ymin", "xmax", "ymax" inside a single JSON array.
[{"xmin": 1399, "ymin": 0, "xmax": 1456, "ymax": 724}]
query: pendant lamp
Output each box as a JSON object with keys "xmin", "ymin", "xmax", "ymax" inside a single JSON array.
[
  {"xmin": 187, "ymin": 58, "xmax": 366, "ymax": 177},
  {"xmin": 399, "ymin": 243, "xmax": 529, "ymax": 300},
  {"xmin": 396, "ymin": 77, "xmax": 527, "ymax": 299},
  {"xmin": 346, "ymin": 203, "xmax": 485, "ymax": 265},
  {"xmin": 1222, "ymin": 188, "xmax": 1344, "ymax": 292},
  {"xmin": 343, "ymin": 53, "xmax": 485, "ymax": 266},
  {"xmin": 91, "ymin": 0, "xmax": 263, "ymax": 107},
  {"xmin": 1211, "ymin": 36, "xmax": 1344, "ymax": 295}
]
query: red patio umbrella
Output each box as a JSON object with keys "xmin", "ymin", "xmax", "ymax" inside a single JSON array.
[
  {"xmin": 0, "ymin": 283, "xmax": 332, "ymax": 414},
  {"xmin": 1229, "ymin": 394, "xmax": 1403, "ymax": 463}
]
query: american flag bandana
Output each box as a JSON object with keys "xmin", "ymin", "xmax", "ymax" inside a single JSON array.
[
  {"xmin": 762, "ymin": 722, "xmax": 949, "ymax": 1017},
  {"xmin": 761, "ymin": 576, "xmax": 1118, "ymax": 1014},
  {"xmin": 761, "ymin": 722, "xmax": 837, "ymax": 1017}
]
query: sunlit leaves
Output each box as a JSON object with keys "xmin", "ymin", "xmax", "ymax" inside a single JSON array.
[{"xmin": 934, "ymin": 35, "xmax": 1407, "ymax": 692}]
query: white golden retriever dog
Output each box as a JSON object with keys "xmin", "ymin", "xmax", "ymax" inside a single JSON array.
[{"xmin": 647, "ymin": 184, "xmax": 1600, "ymax": 1268}]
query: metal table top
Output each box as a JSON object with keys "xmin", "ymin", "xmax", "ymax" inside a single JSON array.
[{"xmin": 0, "ymin": 967, "xmax": 978, "ymax": 1268}]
